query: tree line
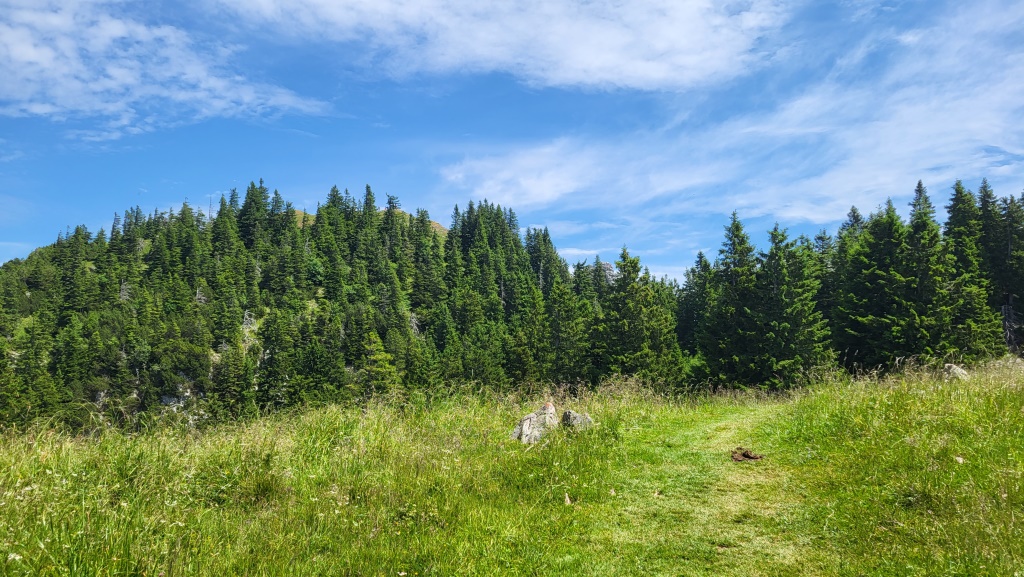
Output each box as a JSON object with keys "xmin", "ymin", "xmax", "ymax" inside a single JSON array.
[{"xmin": 0, "ymin": 178, "xmax": 1021, "ymax": 426}]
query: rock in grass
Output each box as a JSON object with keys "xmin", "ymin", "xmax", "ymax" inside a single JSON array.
[
  {"xmin": 561, "ymin": 410, "xmax": 593, "ymax": 431},
  {"xmin": 511, "ymin": 402, "xmax": 558, "ymax": 444},
  {"xmin": 944, "ymin": 363, "xmax": 969, "ymax": 381}
]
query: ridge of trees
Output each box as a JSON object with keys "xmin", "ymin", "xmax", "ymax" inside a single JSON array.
[{"xmin": 1, "ymin": 178, "xmax": 1022, "ymax": 427}]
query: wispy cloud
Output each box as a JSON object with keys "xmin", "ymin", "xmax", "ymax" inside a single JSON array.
[
  {"xmin": 0, "ymin": 0, "xmax": 325, "ymax": 139},
  {"xmin": 0, "ymin": 138, "xmax": 23, "ymax": 162},
  {"xmin": 440, "ymin": 136, "xmax": 730, "ymax": 212},
  {"xmin": 557, "ymin": 247, "xmax": 616, "ymax": 260},
  {"xmin": 211, "ymin": 0, "xmax": 789, "ymax": 91},
  {"xmin": 439, "ymin": 0, "xmax": 1024, "ymax": 243}
]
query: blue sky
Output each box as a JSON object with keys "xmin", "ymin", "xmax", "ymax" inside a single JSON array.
[{"xmin": 2, "ymin": 0, "xmax": 1023, "ymax": 279}]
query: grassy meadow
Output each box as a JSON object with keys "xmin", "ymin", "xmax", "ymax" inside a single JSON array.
[{"xmin": 1, "ymin": 363, "xmax": 1022, "ymax": 576}]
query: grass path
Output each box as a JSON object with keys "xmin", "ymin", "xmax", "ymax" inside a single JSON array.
[{"xmin": 583, "ymin": 401, "xmax": 831, "ymax": 576}]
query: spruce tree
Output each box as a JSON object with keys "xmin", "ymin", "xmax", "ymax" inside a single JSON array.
[
  {"xmin": 547, "ymin": 275, "xmax": 591, "ymax": 385},
  {"xmin": 676, "ymin": 252, "xmax": 712, "ymax": 355},
  {"xmin": 237, "ymin": 180, "xmax": 270, "ymax": 251},
  {"xmin": 605, "ymin": 248, "xmax": 648, "ymax": 376},
  {"xmin": 0, "ymin": 335, "xmax": 26, "ymax": 424},
  {"xmin": 940, "ymin": 181, "xmax": 1004, "ymax": 361},
  {"xmin": 833, "ymin": 200, "xmax": 914, "ymax": 370},
  {"xmin": 699, "ymin": 213, "xmax": 759, "ymax": 386},
  {"xmin": 358, "ymin": 330, "xmax": 401, "ymax": 396},
  {"xmin": 977, "ymin": 178, "xmax": 1004, "ymax": 304},
  {"xmin": 826, "ymin": 208, "xmax": 866, "ymax": 353},
  {"xmin": 944, "ymin": 180, "xmax": 983, "ymax": 274},
  {"xmin": 255, "ymin": 310, "xmax": 297, "ymax": 409},
  {"xmin": 904, "ymin": 181, "xmax": 945, "ymax": 358},
  {"xmin": 752, "ymin": 226, "xmax": 831, "ymax": 388},
  {"xmin": 208, "ymin": 341, "xmax": 256, "ymax": 418},
  {"xmin": 999, "ymin": 196, "xmax": 1024, "ymax": 347}
]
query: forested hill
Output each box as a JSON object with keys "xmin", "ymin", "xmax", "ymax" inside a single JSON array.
[{"xmin": 1, "ymin": 178, "xmax": 1022, "ymax": 427}]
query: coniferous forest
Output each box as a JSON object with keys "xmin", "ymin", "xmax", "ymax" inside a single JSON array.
[{"xmin": 1, "ymin": 178, "xmax": 1022, "ymax": 427}]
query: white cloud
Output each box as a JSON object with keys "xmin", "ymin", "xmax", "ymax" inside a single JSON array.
[
  {"xmin": 524, "ymin": 219, "xmax": 624, "ymax": 237},
  {"xmin": 0, "ymin": 0, "xmax": 325, "ymax": 138},
  {"xmin": 557, "ymin": 247, "xmax": 615, "ymax": 260},
  {"xmin": 440, "ymin": 139, "xmax": 607, "ymax": 209},
  {"xmin": 440, "ymin": 135, "xmax": 730, "ymax": 212},
  {"xmin": 438, "ymin": 0, "xmax": 1024, "ymax": 234},
  {"xmin": 210, "ymin": 0, "xmax": 789, "ymax": 90}
]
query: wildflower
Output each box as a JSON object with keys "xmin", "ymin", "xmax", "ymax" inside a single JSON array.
[{"xmin": 7, "ymin": 553, "xmax": 22, "ymax": 561}]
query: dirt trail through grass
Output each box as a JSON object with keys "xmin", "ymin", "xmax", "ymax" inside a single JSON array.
[{"xmin": 583, "ymin": 402, "xmax": 830, "ymax": 576}]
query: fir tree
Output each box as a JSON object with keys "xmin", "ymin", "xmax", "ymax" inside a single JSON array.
[
  {"xmin": 699, "ymin": 213, "xmax": 760, "ymax": 386},
  {"xmin": 904, "ymin": 181, "xmax": 945, "ymax": 358},
  {"xmin": 358, "ymin": 330, "xmax": 401, "ymax": 396},
  {"xmin": 940, "ymin": 181, "xmax": 1004, "ymax": 360},
  {"xmin": 547, "ymin": 276, "xmax": 591, "ymax": 385},
  {"xmin": 676, "ymin": 252, "xmax": 712, "ymax": 354},
  {"xmin": 237, "ymin": 180, "xmax": 270, "ymax": 252},
  {"xmin": 752, "ymin": 227, "xmax": 831, "ymax": 388},
  {"xmin": 833, "ymin": 200, "xmax": 913, "ymax": 370}
]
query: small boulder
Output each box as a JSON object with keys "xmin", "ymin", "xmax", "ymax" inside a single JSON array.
[
  {"xmin": 511, "ymin": 402, "xmax": 558, "ymax": 444},
  {"xmin": 944, "ymin": 363, "xmax": 969, "ymax": 381},
  {"xmin": 561, "ymin": 410, "xmax": 593, "ymax": 430}
]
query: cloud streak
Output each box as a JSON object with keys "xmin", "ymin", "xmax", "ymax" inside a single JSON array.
[
  {"xmin": 438, "ymin": 0, "xmax": 1024, "ymax": 242},
  {"xmin": 211, "ymin": 0, "xmax": 789, "ymax": 91},
  {"xmin": 0, "ymin": 0, "xmax": 325, "ymax": 139}
]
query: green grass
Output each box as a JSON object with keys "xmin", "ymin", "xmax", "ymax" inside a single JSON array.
[
  {"xmin": 761, "ymin": 361, "xmax": 1024, "ymax": 576},
  {"xmin": 1, "ymin": 365, "xmax": 1022, "ymax": 576}
]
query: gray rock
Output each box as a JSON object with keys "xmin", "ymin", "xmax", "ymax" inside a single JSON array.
[
  {"xmin": 944, "ymin": 363, "xmax": 969, "ymax": 381},
  {"xmin": 561, "ymin": 410, "xmax": 593, "ymax": 430},
  {"xmin": 511, "ymin": 402, "xmax": 558, "ymax": 444}
]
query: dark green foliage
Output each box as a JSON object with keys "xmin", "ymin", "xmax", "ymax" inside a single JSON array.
[
  {"xmin": 547, "ymin": 276, "xmax": 591, "ymax": 385},
  {"xmin": 750, "ymin": 227, "xmax": 831, "ymax": 389},
  {"xmin": 939, "ymin": 181, "xmax": 1005, "ymax": 360},
  {"xmin": 997, "ymin": 196, "xmax": 1024, "ymax": 348},
  {"xmin": 694, "ymin": 218, "xmax": 831, "ymax": 389},
  {"xmin": 676, "ymin": 252, "xmax": 712, "ymax": 355},
  {"xmin": 833, "ymin": 200, "xmax": 915, "ymax": 370},
  {"xmin": 699, "ymin": 213, "xmax": 761, "ymax": 386},
  {"xmin": 977, "ymin": 178, "xmax": 1003, "ymax": 303},
  {"xmin": 237, "ymin": 180, "xmax": 270, "ymax": 252},
  {"xmin": 602, "ymin": 248, "xmax": 684, "ymax": 387},
  {"xmin": 904, "ymin": 181, "xmax": 945, "ymax": 357},
  {"xmin": 526, "ymin": 227, "xmax": 569, "ymax": 299},
  {"xmin": 1, "ymin": 175, "xmax": 1020, "ymax": 427}
]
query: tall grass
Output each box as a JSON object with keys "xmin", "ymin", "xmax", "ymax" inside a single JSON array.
[
  {"xmin": 2, "ymin": 367, "xmax": 1022, "ymax": 576},
  {"xmin": 763, "ymin": 361, "xmax": 1024, "ymax": 576},
  {"xmin": 0, "ymin": 385, "xmax": 647, "ymax": 576}
]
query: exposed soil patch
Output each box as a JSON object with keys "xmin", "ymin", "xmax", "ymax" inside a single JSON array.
[{"xmin": 731, "ymin": 447, "xmax": 763, "ymax": 462}]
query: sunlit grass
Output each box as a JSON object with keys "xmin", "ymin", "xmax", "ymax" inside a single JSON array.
[
  {"xmin": 0, "ymin": 386, "xmax": 638, "ymax": 576},
  {"xmin": 1, "ymin": 365, "xmax": 1022, "ymax": 576},
  {"xmin": 762, "ymin": 360, "xmax": 1024, "ymax": 576}
]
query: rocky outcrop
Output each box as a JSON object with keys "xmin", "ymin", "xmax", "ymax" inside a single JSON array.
[
  {"xmin": 510, "ymin": 402, "xmax": 558, "ymax": 444},
  {"xmin": 944, "ymin": 363, "xmax": 969, "ymax": 381},
  {"xmin": 511, "ymin": 404, "xmax": 597, "ymax": 443},
  {"xmin": 561, "ymin": 410, "xmax": 593, "ymax": 431}
]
